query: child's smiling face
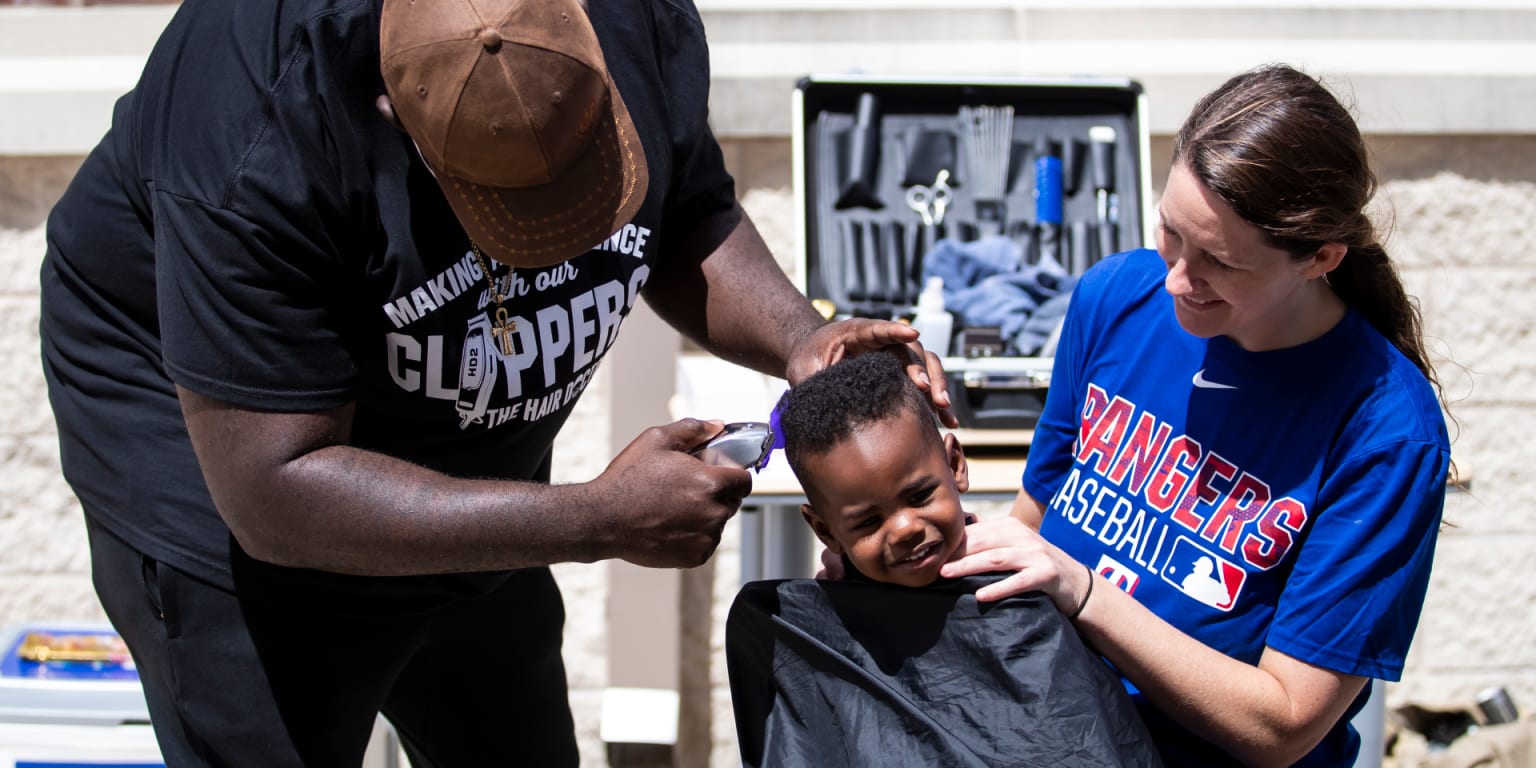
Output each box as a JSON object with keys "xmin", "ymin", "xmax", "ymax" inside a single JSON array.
[{"xmin": 799, "ymin": 407, "xmax": 970, "ymax": 588}]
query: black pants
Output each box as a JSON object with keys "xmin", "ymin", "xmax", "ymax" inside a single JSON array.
[{"xmin": 88, "ymin": 518, "xmax": 578, "ymax": 767}]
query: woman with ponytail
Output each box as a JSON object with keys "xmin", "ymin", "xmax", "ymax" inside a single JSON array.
[{"xmin": 942, "ymin": 64, "xmax": 1451, "ymax": 766}]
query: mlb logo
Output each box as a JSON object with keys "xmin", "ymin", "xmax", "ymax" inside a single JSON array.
[
  {"xmin": 1160, "ymin": 537, "xmax": 1243, "ymax": 610},
  {"xmin": 1092, "ymin": 554, "xmax": 1140, "ymax": 595}
]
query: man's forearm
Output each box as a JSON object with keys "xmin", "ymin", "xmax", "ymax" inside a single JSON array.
[
  {"xmin": 223, "ymin": 443, "xmax": 616, "ymax": 575},
  {"xmin": 180, "ymin": 387, "xmax": 620, "ymax": 575}
]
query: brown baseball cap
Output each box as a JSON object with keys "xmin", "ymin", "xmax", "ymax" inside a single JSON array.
[{"xmin": 380, "ymin": 0, "xmax": 649, "ymax": 267}]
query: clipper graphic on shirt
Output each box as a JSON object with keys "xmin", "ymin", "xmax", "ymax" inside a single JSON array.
[
  {"xmin": 380, "ymin": 233, "xmax": 655, "ymax": 435},
  {"xmin": 457, "ymin": 313, "xmax": 497, "ymax": 428}
]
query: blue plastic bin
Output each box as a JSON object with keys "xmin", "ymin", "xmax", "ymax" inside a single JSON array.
[{"xmin": 0, "ymin": 623, "xmax": 163, "ymax": 767}]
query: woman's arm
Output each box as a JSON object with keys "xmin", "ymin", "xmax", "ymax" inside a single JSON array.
[
  {"xmin": 1009, "ymin": 489, "xmax": 1045, "ymax": 529},
  {"xmin": 1073, "ymin": 557, "xmax": 1367, "ymax": 767},
  {"xmin": 943, "ymin": 516, "xmax": 1367, "ymax": 767}
]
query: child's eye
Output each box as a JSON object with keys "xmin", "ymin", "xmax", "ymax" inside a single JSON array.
[
  {"xmin": 907, "ymin": 488, "xmax": 935, "ymax": 508},
  {"xmin": 851, "ymin": 516, "xmax": 880, "ymax": 531}
]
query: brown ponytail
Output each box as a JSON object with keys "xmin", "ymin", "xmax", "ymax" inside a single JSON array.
[{"xmin": 1328, "ymin": 241, "xmax": 1435, "ymax": 383}]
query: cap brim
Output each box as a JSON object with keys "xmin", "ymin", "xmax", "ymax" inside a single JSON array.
[{"xmin": 437, "ymin": 81, "xmax": 648, "ymax": 268}]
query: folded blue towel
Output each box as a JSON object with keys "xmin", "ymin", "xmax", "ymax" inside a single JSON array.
[{"xmin": 922, "ymin": 236, "xmax": 1076, "ymax": 355}]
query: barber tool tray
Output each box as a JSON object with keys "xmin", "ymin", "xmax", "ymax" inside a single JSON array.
[{"xmin": 793, "ymin": 75, "xmax": 1152, "ymax": 434}]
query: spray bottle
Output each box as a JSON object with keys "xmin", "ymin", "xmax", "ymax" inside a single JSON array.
[{"xmin": 910, "ymin": 276, "xmax": 954, "ymax": 357}]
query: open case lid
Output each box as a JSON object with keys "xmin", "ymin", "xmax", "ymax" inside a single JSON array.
[
  {"xmin": 788, "ymin": 74, "xmax": 1154, "ymax": 433},
  {"xmin": 791, "ymin": 74, "xmax": 1155, "ymax": 305}
]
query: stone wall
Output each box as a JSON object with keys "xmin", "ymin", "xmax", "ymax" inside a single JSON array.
[{"xmin": 2, "ymin": 133, "xmax": 1533, "ymax": 766}]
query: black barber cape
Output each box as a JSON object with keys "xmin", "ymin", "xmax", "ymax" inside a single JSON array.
[{"xmin": 726, "ymin": 574, "xmax": 1162, "ymax": 767}]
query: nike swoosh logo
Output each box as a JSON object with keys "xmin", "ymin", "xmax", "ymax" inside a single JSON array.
[{"xmin": 1192, "ymin": 369, "xmax": 1238, "ymax": 390}]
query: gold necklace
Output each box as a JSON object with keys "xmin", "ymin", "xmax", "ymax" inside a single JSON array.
[{"xmin": 469, "ymin": 242, "xmax": 516, "ymax": 356}]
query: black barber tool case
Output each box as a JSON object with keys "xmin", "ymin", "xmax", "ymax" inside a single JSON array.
[{"xmin": 792, "ymin": 75, "xmax": 1152, "ymax": 437}]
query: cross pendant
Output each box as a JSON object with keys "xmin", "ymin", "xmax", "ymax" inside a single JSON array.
[{"xmin": 491, "ymin": 308, "xmax": 516, "ymax": 356}]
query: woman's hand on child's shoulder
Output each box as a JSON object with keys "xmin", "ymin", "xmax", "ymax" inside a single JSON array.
[{"xmin": 941, "ymin": 516, "xmax": 1074, "ymax": 605}]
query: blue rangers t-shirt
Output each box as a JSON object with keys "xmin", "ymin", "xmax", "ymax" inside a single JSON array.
[{"xmin": 1024, "ymin": 249, "xmax": 1450, "ymax": 766}]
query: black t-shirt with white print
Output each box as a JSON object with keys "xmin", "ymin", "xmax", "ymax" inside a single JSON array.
[{"xmin": 40, "ymin": 0, "xmax": 737, "ymax": 592}]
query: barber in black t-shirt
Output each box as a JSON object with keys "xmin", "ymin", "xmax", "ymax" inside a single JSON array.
[{"xmin": 38, "ymin": 0, "xmax": 952, "ymax": 763}]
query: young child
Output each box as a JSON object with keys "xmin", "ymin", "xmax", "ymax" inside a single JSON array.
[
  {"xmin": 775, "ymin": 350, "xmax": 971, "ymax": 588},
  {"xmin": 731, "ymin": 350, "xmax": 1162, "ymax": 767}
]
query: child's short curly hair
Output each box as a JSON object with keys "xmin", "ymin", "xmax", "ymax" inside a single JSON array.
[{"xmin": 776, "ymin": 351, "xmax": 937, "ymax": 481}]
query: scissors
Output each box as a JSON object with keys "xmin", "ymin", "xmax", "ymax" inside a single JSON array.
[{"xmin": 905, "ymin": 169, "xmax": 952, "ymax": 227}]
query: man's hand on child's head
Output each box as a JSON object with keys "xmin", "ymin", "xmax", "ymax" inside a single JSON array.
[{"xmin": 783, "ymin": 319, "xmax": 957, "ymax": 428}]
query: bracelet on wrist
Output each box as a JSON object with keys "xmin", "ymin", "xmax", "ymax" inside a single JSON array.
[{"xmin": 1067, "ymin": 562, "xmax": 1095, "ymax": 621}]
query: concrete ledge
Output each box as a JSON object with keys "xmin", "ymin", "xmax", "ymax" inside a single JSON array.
[
  {"xmin": 0, "ymin": 57, "xmax": 145, "ymax": 155},
  {"xmin": 710, "ymin": 67, "xmax": 1536, "ymax": 139},
  {"xmin": 0, "ymin": 5, "xmax": 176, "ymax": 57},
  {"xmin": 699, "ymin": 1, "xmax": 1536, "ymax": 43},
  {"xmin": 0, "ymin": 5, "xmax": 174, "ymax": 156},
  {"xmin": 4, "ymin": 2, "xmax": 1535, "ymax": 155},
  {"xmin": 703, "ymin": 1, "xmax": 1536, "ymax": 137}
]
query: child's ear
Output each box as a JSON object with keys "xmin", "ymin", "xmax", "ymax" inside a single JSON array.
[
  {"xmin": 943, "ymin": 432, "xmax": 970, "ymax": 493},
  {"xmin": 800, "ymin": 503, "xmax": 843, "ymax": 554}
]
